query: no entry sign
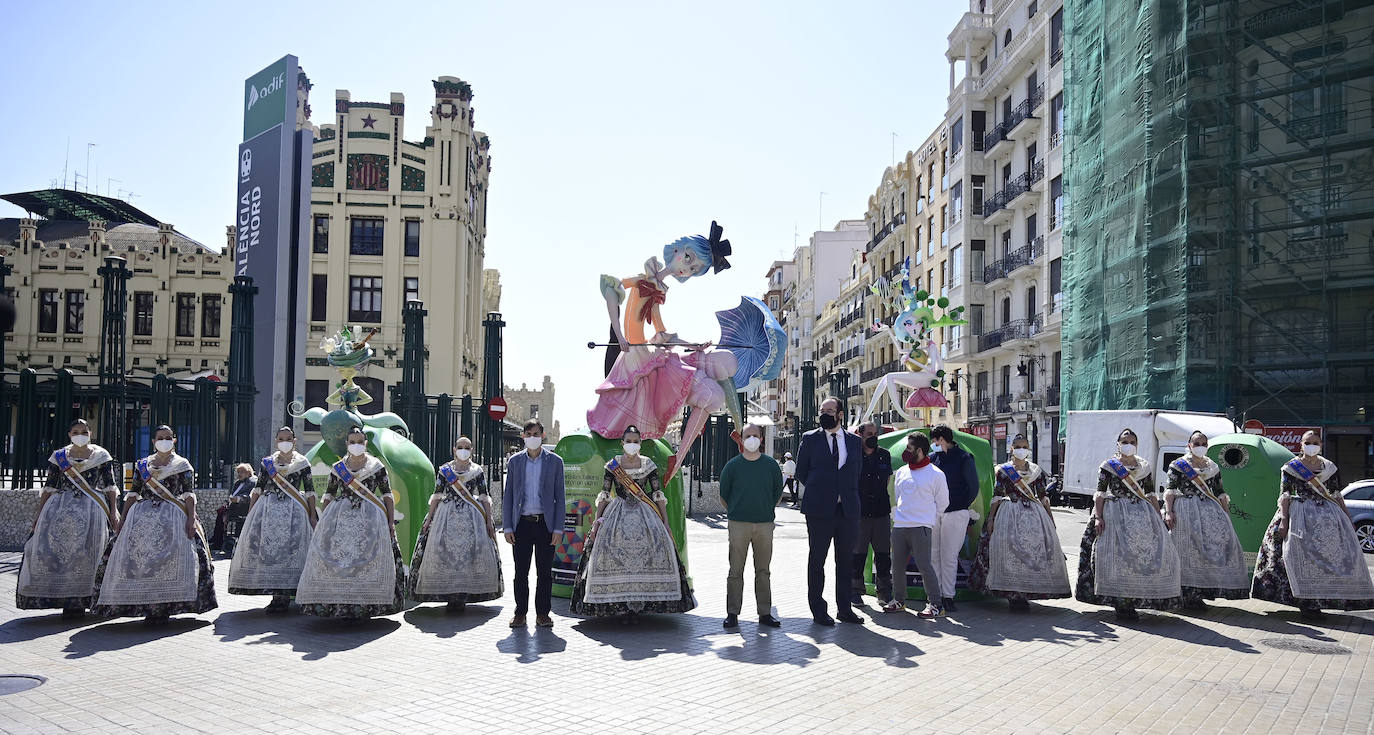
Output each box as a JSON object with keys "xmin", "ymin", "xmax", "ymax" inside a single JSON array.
[{"xmin": 487, "ymin": 397, "xmax": 508, "ymax": 422}]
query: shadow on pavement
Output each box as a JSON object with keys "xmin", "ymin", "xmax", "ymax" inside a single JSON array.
[
  {"xmin": 404, "ymin": 604, "xmax": 502, "ymax": 638},
  {"xmin": 63, "ymin": 617, "xmax": 211, "ymax": 658},
  {"xmin": 864, "ymin": 600, "xmax": 1121, "ymax": 648},
  {"xmin": 496, "ymin": 628, "xmax": 567, "ymax": 662},
  {"xmin": 210, "ymin": 610, "xmax": 401, "ymax": 660},
  {"xmin": 792, "ymin": 616, "xmax": 926, "ymax": 667},
  {"xmin": 570, "ymin": 614, "xmax": 713, "ymax": 662},
  {"xmin": 0, "ymin": 613, "xmax": 106, "ymax": 644}
]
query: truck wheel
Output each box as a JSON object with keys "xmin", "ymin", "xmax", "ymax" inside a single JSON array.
[{"xmin": 1356, "ymin": 521, "xmax": 1374, "ymax": 554}]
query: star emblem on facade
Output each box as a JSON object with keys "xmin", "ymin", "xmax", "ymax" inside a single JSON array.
[{"xmin": 361, "ymin": 114, "xmax": 377, "ymax": 129}]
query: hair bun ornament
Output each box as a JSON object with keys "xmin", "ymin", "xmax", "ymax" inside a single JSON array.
[{"xmin": 708, "ymin": 221, "xmax": 732, "ymax": 274}]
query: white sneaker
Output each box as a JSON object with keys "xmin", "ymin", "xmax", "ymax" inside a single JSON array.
[{"xmin": 917, "ymin": 604, "xmax": 944, "ymax": 619}]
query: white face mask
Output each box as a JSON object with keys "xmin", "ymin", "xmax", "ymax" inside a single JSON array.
[
  {"xmin": 1118, "ymin": 443, "xmax": 1136, "ymax": 457},
  {"xmin": 1190, "ymin": 445, "xmax": 1208, "ymax": 458},
  {"xmin": 743, "ymin": 436, "xmax": 762, "ymax": 452},
  {"xmin": 622, "ymin": 442, "xmax": 641, "ymax": 456},
  {"xmin": 1302, "ymin": 443, "xmax": 1320, "ymax": 457},
  {"xmin": 346, "ymin": 443, "xmax": 367, "ymax": 456},
  {"xmin": 455, "ymin": 448, "xmax": 472, "ymax": 461},
  {"xmin": 1012, "ymin": 447, "xmax": 1030, "ymax": 460},
  {"xmin": 524, "ymin": 436, "xmax": 543, "ymax": 451},
  {"xmin": 70, "ymin": 434, "xmax": 91, "ymax": 447},
  {"xmin": 154, "ymin": 439, "xmax": 175, "ymax": 454},
  {"xmin": 277, "ymin": 441, "xmax": 295, "ymax": 454}
]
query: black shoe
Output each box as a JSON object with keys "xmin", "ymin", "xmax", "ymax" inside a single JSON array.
[
  {"xmin": 723, "ymin": 614, "xmax": 739, "ymax": 629},
  {"xmin": 836, "ymin": 611, "xmax": 865, "ymax": 625},
  {"xmin": 446, "ymin": 601, "xmax": 466, "ymax": 614},
  {"xmin": 812, "ymin": 614, "xmax": 836, "ymax": 627},
  {"xmin": 759, "ymin": 614, "xmax": 782, "ymax": 628},
  {"xmin": 849, "ymin": 593, "xmax": 864, "ymax": 606},
  {"xmin": 943, "ymin": 598, "xmax": 958, "ymax": 612}
]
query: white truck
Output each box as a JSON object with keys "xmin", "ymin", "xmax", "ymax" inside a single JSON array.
[{"xmin": 1062, "ymin": 410, "xmax": 1237, "ymax": 507}]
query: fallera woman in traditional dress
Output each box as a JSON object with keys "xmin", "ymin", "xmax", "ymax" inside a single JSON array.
[
  {"xmin": 969, "ymin": 434, "xmax": 1070, "ymax": 610},
  {"xmin": 408, "ymin": 436, "xmax": 502, "ymax": 612},
  {"xmin": 570, "ymin": 425, "xmax": 695, "ymax": 623},
  {"xmin": 1075, "ymin": 428, "xmax": 1181, "ymax": 620},
  {"xmin": 16, "ymin": 419, "xmax": 120, "ymax": 618},
  {"xmin": 227, "ymin": 426, "xmax": 317, "ymax": 612},
  {"xmin": 1251, "ymin": 430, "xmax": 1374, "ymax": 619},
  {"xmin": 295, "ymin": 426, "xmax": 405, "ymax": 619},
  {"xmin": 91, "ymin": 425, "xmax": 217, "ymax": 622},
  {"xmin": 1164, "ymin": 431, "xmax": 1249, "ymax": 609}
]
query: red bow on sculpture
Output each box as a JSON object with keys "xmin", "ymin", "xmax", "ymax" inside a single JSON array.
[{"xmin": 635, "ymin": 279, "xmax": 666, "ymax": 324}]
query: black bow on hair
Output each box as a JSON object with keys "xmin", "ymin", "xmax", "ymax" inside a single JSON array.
[{"xmin": 708, "ymin": 220, "xmax": 732, "ymax": 274}]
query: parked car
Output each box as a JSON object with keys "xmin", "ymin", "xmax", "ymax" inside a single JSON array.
[{"xmin": 1342, "ymin": 480, "xmax": 1374, "ymax": 554}]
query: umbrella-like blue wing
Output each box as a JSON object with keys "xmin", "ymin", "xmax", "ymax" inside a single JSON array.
[{"xmin": 715, "ymin": 296, "xmax": 786, "ymax": 390}]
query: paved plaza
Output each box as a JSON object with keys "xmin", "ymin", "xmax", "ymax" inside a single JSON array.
[{"xmin": 2, "ymin": 508, "xmax": 1372, "ymax": 734}]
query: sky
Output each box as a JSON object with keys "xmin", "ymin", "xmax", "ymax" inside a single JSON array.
[{"xmin": 1, "ymin": 0, "xmax": 967, "ymax": 434}]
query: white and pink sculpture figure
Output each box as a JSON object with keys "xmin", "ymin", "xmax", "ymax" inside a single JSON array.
[{"xmin": 854, "ymin": 259, "xmax": 966, "ymax": 429}]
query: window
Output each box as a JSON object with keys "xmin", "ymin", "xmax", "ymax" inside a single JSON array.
[
  {"xmin": 1002, "ymin": 95, "xmax": 1012, "ymax": 125},
  {"xmin": 971, "ymin": 240, "xmax": 986, "ymax": 282},
  {"xmin": 1026, "ymin": 356, "xmax": 1038, "ymax": 392},
  {"xmin": 201, "ymin": 294, "xmax": 221, "ymax": 338},
  {"xmin": 950, "ymin": 117, "xmax": 963, "ymax": 154},
  {"xmin": 38, "ymin": 289, "xmax": 58, "ymax": 333},
  {"xmin": 529, "ymin": 404, "xmax": 540, "ymax": 418},
  {"xmin": 313, "ymin": 215, "xmax": 329, "ymax": 253},
  {"xmin": 940, "ymin": 154, "xmax": 948, "ymax": 191},
  {"xmin": 950, "ymin": 245, "xmax": 964, "ymax": 288},
  {"xmin": 304, "ymin": 380, "xmax": 329, "ymax": 429},
  {"xmin": 1000, "ymin": 364, "xmax": 1012, "ymax": 398},
  {"xmin": 978, "ymin": 55, "xmax": 988, "ymax": 75},
  {"xmin": 349, "ymin": 217, "xmax": 384, "ymax": 256},
  {"xmin": 1346, "ymin": 485, "xmax": 1374, "ymax": 502},
  {"xmin": 972, "ymin": 175, "xmax": 985, "ymax": 214},
  {"xmin": 175, "ymin": 293, "xmax": 196, "ymax": 337},
  {"xmin": 311, "ymin": 274, "xmax": 328, "ymax": 321},
  {"xmin": 939, "ymin": 207, "xmax": 949, "ymax": 248},
  {"xmin": 1027, "ymin": 142, "xmax": 1038, "ymax": 172},
  {"xmin": 64, "ymin": 290, "xmax": 85, "ymax": 334},
  {"xmin": 404, "ymin": 220, "xmax": 420, "ymax": 257},
  {"xmin": 976, "ymin": 370, "xmax": 989, "ymax": 399},
  {"xmin": 927, "ymin": 164, "xmax": 935, "ymax": 201},
  {"xmin": 133, "ymin": 292, "xmax": 154, "ymax": 336},
  {"xmin": 1028, "ymin": 0, "xmax": 1037, "ymax": 17},
  {"xmin": 349, "ymin": 276, "xmax": 383, "ymax": 323},
  {"xmin": 1053, "ymin": 351, "xmax": 1062, "ymax": 387},
  {"xmin": 1001, "ymin": 296, "xmax": 1011, "ymax": 324},
  {"xmin": 1050, "ymin": 9, "xmax": 1063, "ymax": 65},
  {"xmin": 405, "ymin": 276, "xmax": 420, "ymax": 304},
  {"xmin": 939, "ymin": 261, "xmax": 948, "ymax": 298},
  {"xmin": 970, "ymin": 304, "xmax": 985, "ymax": 335},
  {"xmin": 1050, "ymin": 257, "xmax": 1063, "ymax": 311},
  {"xmin": 1027, "ymin": 286, "xmax": 1038, "ymax": 322},
  {"xmin": 1027, "ymin": 213, "xmax": 1038, "ymax": 243},
  {"xmin": 950, "ymin": 181, "xmax": 963, "ymax": 224},
  {"xmin": 972, "ymin": 111, "xmax": 986, "ymax": 150},
  {"xmin": 1050, "ymin": 93, "xmax": 1064, "ymax": 144},
  {"xmin": 1051, "ymin": 176, "xmax": 1064, "ymax": 230},
  {"xmin": 1003, "ymin": 28, "xmax": 1012, "ymax": 48}
]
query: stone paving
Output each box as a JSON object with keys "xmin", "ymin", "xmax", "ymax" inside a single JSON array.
[{"xmin": 2, "ymin": 507, "xmax": 1372, "ymax": 734}]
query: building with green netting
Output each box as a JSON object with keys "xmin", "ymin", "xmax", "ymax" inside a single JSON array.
[{"xmin": 1061, "ymin": 0, "xmax": 1374, "ymax": 479}]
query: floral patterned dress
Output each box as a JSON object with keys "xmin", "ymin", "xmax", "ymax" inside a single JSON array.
[
  {"xmin": 1251, "ymin": 458, "xmax": 1374, "ymax": 611},
  {"xmin": 408, "ymin": 463, "xmax": 503, "ymax": 603},
  {"xmin": 1165, "ymin": 459, "xmax": 1249, "ymax": 604},
  {"xmin": 569, "ymin": 457, "xmax": 696, "ymax": 616},
  {"xmin": 91, "ymin": 454, "xmax": 218, "ymax": 618},
  {"xmin": 227, "ymin": 452, "xmax": 315, "ymax": 597},
  {"xmin": 1075, "ymin": 459, "xmax": 1182, "ymax": 611},
  {"xmin": 296, "ymin": 455, "xmax": 405, "ymax": 618},
  {"xmin": 16, "ymin": 446, "xmax": 118, "ymax": 611},
  {"xmin": 968, "ymin": 461, "xmax": 1070, "ymax": 601}
]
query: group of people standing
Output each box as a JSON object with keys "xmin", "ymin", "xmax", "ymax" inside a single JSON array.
[{"xmin": 16, "ymin": 413, "xmax": 1373, "ymax": 630}]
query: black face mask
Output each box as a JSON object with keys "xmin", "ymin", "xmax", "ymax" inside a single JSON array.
[
  {"xmin": 818, "ymin": 414, "xmax": 838, "ymax": 431},
  {"xmin": 864, "ymin": 435, "xmax": 879, "ymax": 449}
]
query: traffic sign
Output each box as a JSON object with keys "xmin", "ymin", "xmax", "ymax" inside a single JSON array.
[
  {"xmin": 1242, "ymin": 419, "xmax": 1265, "ymax": 435},
  {"xmin": 487, "ymin": 397, "xmax": 508, "ymax": 421}
]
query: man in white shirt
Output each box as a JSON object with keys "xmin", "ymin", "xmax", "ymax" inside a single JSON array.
[
  {"xmin": 781, "ymin": 452, "xmax": 798, "ymax": 507},
  {"xmin": 884, "ymin": 432, "xmax": 948, "ymax": 619}
]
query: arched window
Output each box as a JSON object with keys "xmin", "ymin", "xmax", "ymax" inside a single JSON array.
[
  {"xmin": 1002, "ymin": 296, "xmax": 1012, "ymax": 324},
  {"xmin": 1026, "ymin": 286, "xmax": 1038, "ymax": 321},
  {"xmin": 1004, "ymin": 28, "xmax": 1012, "ymax": 47}
]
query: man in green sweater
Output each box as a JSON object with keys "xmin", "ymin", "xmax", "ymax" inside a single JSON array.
[{"xmin": 718, "ymin": 423, "xmax": 785, "ymax": 629}]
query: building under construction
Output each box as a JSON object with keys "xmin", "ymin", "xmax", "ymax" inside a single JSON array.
[{"xmin": 1062, "ymin": 0, "xmax": 1374, "ymax": 478}]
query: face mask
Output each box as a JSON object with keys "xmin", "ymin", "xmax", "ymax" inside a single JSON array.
[
  {"xmin": 346, "ymin": 443, "xmax": 367, "ymax": 456},
  {"xmin": 524, "ymin": 436, "xmax": 543, "ymax": 451},
  {"xmin": 901, "ymin": 450, "xmax": 923, "ymax": 467},
  {"xmin": 863, "ymin": 435, "xmax": 879, "ymax": 449},
  {"xmin": 1302, "ymin": 443, "xmax": 1320, "ymax": 456},
  {"xmin": 154, "ymin": 439, "xmax": 175, "ymax": 454},
  {"xmin": 455, "ymin": 448, "xmax": 472, "ymax": 461},
  {"xmin": 818, "ymin": 414, "xmax": 838, "ymax": 431},
  {"xmin": 929, "ymin": 443, "xmax": 944, "ymax": 454},
  {"xmin": 1013, "ymin": 448, "xmax": 1031, "ymax": 460},
  {"xmin": 1190, "ymin": 445, "xmax": 1208, "ymax": 458},
  {"xmin": 743, "ymin": 436, "xmax": 762, "ymax": 452},
  {"xmin": 622, "ymin": 442, "xmax": 641, "ymax": 456},
  {"xmin": 71, "ymin": 434, "xmax": 91, "ymax": 447},
  {"xmin": 1118, "ymin": 444, "xmax": 1136, "ymax": 457},
  {"xmin": 277, "ymin": 441, "xmax": 294, "ymax": 454}
]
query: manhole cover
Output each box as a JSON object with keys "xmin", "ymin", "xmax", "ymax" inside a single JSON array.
[
  {"xmin": 0, "ymin": 675, "xmax": 46, "ymax": 695},
  {"xmin": 1259, "ymin": 638, "xmax": 1353, "ymax": 655}
]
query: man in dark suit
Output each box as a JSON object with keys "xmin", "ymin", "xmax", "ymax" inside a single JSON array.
[
  {"xmin": 795, "ymin": 397, "xmax": 865, "ymax": 625},
  {"xmin": 502, "ymin": 419, "xmax": 565, "ymax": 628}
]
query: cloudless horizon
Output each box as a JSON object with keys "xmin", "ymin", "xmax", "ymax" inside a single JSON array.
[{"xmin": 1, "ymin": 0, "xmax": 966, "ymax": 436}]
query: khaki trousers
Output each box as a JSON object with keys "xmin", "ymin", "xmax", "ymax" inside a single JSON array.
[{"xmin": 726, "ymin": 521, "xmax": 775, "ymax": 616}]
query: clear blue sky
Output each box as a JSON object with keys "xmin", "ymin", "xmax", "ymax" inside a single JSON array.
[{"xmin": 1, "ymin": 0, "xmax": 966, "ymax": 434}]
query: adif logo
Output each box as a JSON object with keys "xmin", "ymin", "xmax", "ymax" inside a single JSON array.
[
  {"xmin": 246, "ymin": 73, "xmax": 285, "ymax": 111},
  {"xmin": 239, "ymin": 149, "xmax": 252, "ymax": 182}
]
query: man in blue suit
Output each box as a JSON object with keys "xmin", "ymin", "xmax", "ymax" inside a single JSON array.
[
  {"xmin": 503, "ymin": 419, "xmax": 565, "ymax": 628},
  {"xmin": 795, "ymin": 397, "xmax": 865, "ymax": 625}
]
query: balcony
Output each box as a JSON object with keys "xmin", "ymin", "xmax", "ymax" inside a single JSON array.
[
  {"xmin": 980, "ymin": 15, "xmax": 1046, "ymax": 94},
  {"xmin": 1006, "ymin": 97, "xmax": 1042, "ymax": 141},
  {"xmin": 1030, "ymin": 83, "xmax": 1047, "ymax": 116},
  {"xmin": 946, "ymin": 12, "xmax": 994, "ymax": 60},
  {"xmin": 1046, "ymin": 385, "xmax": 1061, "ymax": 407},
  {"xmin": 983, "ymin": 238, "xmax": 1043, "ymax": 283},
  {"xmin": 1287, "ymin": 108, "xmax": 1347, "ymax": 141},
  {"xmin": 1028, "ymin": 159, "xmax": 1046, "ymax": 191},
  {"xmin": 1006, "ymin": 173, "xmax": 1037, "ymax": 210},
  {"xmin": 861, "ymin": 360, "xmax": 900, "ymax": 384},
  {"xmin": 995, "ymin": 394, "xmax": 1014, "ymax": 414},
  {"xmin": 865, "ymin": 211, "xmax": 906, "ymax": 253},
  {"xmin": 837, "ymin": 308, "xmax": 865, "ymax": 329},
  {"xmin": 848, "ymin": 385, "xmax": 864, "ymax": 398},
  {"xmin": 969, "ymin": 397, "xmax": 992, "ymax": 418},
  {"xmin": 948, "ymin": 74, "xmax": 985, "ymax": 108},
  {"xmin": 983, "ymin": 121, "xmax": 1012, "ymax": 159},
  {"xmin": 976, "ymin": 315, "xmax": 1044, "ymax": 353}
]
